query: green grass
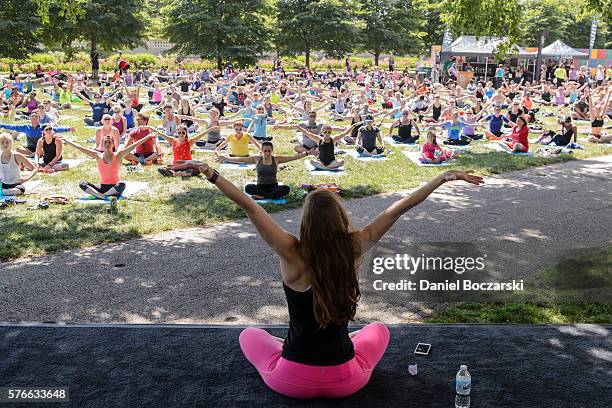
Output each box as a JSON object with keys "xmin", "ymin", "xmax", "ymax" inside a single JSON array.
[
  {"xmin": 427, "ymin": 247, "xmax": 612, "ymax": 324},
  {"xmin": 1, "ymin": 93, "xmax": 611, "ymax": 261}
]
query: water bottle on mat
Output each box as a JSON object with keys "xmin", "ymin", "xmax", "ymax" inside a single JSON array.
[{"xmin": 455, "ymin": 364, "xmax": 471, "ymax": 408}]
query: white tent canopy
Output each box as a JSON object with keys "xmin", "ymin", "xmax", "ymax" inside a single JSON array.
[
  {"xmin": 540, "ymin": 40, "xmax": 588, "ymax": 59},
  {"xmin": 448, "ymin": 36, "xmax": 535, "ymax": 59}
]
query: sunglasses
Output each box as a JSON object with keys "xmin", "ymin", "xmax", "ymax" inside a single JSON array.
[
  {"xmin": 178, "ymin": 131, "xmax": 187, "ymax": 135},
  {"xmin": 43, "ymin": 128, "xmax": 52, "ymax": 132}
]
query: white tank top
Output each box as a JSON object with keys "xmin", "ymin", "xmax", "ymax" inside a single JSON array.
[
  {"xmin": 0, "ymin": 153, "xmax": 21, "ymax": 185},
  {"xmin": 164, "ymin": 115, "xmax": 178, "ymax": 136}
]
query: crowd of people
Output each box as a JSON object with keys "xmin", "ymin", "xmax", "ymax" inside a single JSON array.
[{"xmin": 0, "ymin": 58, "xmax": 610, "ymax": 198}]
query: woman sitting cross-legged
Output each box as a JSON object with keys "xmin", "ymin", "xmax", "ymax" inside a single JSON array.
[
  {"xmin": 144, "ymin": 124, "xmax": 220, "ymax": 177},
  {"xmin": 60, "ymin": 133, "xmax": 155, "ymax": 199},
  {"xmin": 356, "ymin": 115, "xmax": 385, "ymax": 156},
  {"xmin": 0, "ymin": 133, "xmax": 38, "ymax": 196},
  {"xmin": 215, "ymin": 120, "xmax": 262, "ymax": 162},
  {"xmin": 215, "ymin": 141, "xmax": 315, "ymax": 200},
  {"xmin": 303, "ymin": 122, "xmax": 361, "ymax": 171},
  {"xmin": 176, "ymin": 159, "xmax": 484, "ymax": 399},
  {"xmin": 34, "ymin": 124, "xmax": 70, "ymax": 173},
  {"xmin": 388, "ymin": 110, "xmax": 421, "ymax": 144}
]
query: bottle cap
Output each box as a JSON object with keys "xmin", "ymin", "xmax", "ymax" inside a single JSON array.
[{"xmin": 460, "ymin": 364, "xmax": 467, "ymax": 371}]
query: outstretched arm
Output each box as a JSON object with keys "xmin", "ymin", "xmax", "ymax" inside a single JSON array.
[
  {"xmin": 359, "ymin": 171, "xmax": 484, "ymax": 253},
  {"xmin": 58, "ymin": 135, "xmax": 100, "ymax": 159},
  {"xmin": 182, "ymin": 161, "xmax": 297, "ymax": 259}
]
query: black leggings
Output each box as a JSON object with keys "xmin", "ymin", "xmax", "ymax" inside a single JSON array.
[
  {"xmin": 443, "ymin": 137, "xmax": 471, "ymax": 146},
  {"xmin": 245, "ymin": 183, "xmax": 290, "ymax": 199},
  {"xmin": 357, "ymin": 146, "xmax": 385, "ymax": 154},
  {"xmin": 392, "ymin": 135, "xmax": 419, "ymax": 144},
  {"xmin": 544, "ymin": 131, "xmax": 571, "ymax": 146},
  {"xmin": 84, "ymin": 118, "xmax": 101, "ymax": 126},
  {"xmin": 79, "ymin": 181, "xmax": 126, "ymax": 197}
]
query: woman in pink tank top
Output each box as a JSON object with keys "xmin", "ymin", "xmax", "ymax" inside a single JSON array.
[{"xmin": 60, "ymin": 130, "xmax": 154, "ymax": 199}]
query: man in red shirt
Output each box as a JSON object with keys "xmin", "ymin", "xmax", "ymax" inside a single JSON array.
[{"xmin": 123, "ymin": 113, "xmax": 160, "ymax": 164}]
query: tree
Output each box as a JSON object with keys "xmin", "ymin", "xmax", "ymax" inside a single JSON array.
[
  {"xmin": 440, "ymin": 0, "xmax": 522, "ymax": 56},
  {"xmin": 522, "ymin": 0, "xmax": 611, "ymax": 49},
  {"xmin": 42, "ymin": 0, "xmax": 146, "ymax": 73},
  {"xmin": 357, "ymin": 0, "xmax": 425, "ymax": 66},
  {"xmin": 0, "ymin": 0, "xmax": 42, "ymax": 59},
  {"xmin": 419, "ymin": 1, "xmax": 444, "ymax": 54},
  {"xmin": 276, "ymin": 0, "xmax": 358, "ymax": 68},
  {"xmin": 164, "ymin": 0, "xmax": 271, "ymax": 70}
]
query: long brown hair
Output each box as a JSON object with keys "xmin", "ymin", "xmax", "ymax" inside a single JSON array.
[{"xmin": 297, "ymin": 190, "xmax": 361, "ymax": 328}]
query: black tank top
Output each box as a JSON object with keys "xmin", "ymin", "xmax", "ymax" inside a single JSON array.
[
  {"xmin": 318, "ymin": 139, "xmax": 335, "ymax": 165},
  {"xmin": 397, "ymin": 121, "xmax": 412, "ymax": 139},
  {"xmin": 281, "ymin": 282, "xmax": 355, "ymax": 366},
  {"xmin": 432, "ymin": 104, "xmax": 442, "ymax": 121},
  {"xmin": 42, "ymin": 137, "xmax": 62, "ymax": 165}
]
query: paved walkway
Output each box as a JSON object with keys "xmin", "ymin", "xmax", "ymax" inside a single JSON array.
[{"xmin": 1, "ymin": 156, "xmax": 611, "ymax": 323}]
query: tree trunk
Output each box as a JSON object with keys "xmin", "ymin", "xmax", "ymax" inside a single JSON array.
[
  {"xmin": 305, "ymin": 48, "xmax": 310, "ymax": 69},
  {"xmin": 217, "ymin": 55, "xmax": 222, "ymax": 71},
  {"xmin": 374, "ymin": 52, "xmax": 380, "ymax": 67},
  {"xmin": 90, "ymin": 38, "xmax": 98, "ymax": 80}
]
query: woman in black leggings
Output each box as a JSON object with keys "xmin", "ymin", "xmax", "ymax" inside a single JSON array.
[
  {"xmin": 535, "ymin": 117, "xmax": 577, "ymax": 146},
  {"xmin": 215, "ymin": 141, "xmax": 315, "ymax": 200}
]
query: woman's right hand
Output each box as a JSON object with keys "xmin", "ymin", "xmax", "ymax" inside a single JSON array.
[{"xmin": 442, "ymin": 170, "xmax": 484, "ymax": 185}]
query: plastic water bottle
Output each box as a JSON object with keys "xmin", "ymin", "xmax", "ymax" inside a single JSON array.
[{"xmin": 455, "ymin": 364, "xmax": 471, "ymax": 408}]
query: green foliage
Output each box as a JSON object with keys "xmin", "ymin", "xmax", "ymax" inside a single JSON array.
[
  {"xmin": 0, "ymin": 0, "xmax": 41, "ymax": 59},
  {"xmin": 276, "ymin": 0, "xmax": 359, "ymax": 67},
  {"xmin": 522, "ymin": 0, "xmax": 611, "ymax": 49},
  {"xmin": 440, "ymin": 0, "xmax": 522, "ymax": 57},
  {"xmin": 357, "ymin": 0, "xmax": 425, "ymax": 64},
  {"xmin": 164, "ymin": 0, "xmax": 271, "ymax": 69},
  {"xmin": 41, "ymin": 0, "xmax": 147, "ymax": 59}
]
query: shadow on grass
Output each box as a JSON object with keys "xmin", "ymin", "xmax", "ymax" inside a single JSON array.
[
  {"xmin": 427, "ymin": 246, "xmax": 612, "ymax": 324},
  {"xmin": 0, "ymin": 206, "xmax": 140, "ymax": 261},
  {"xmin": 461, "ymin": 149, "xmax": 577, "ymax": 174}
]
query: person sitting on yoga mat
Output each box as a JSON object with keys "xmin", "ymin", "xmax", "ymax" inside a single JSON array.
[
  {"xmin": 585, "ymin": 87, "xmax": 611, "ymax": 144},
  {"xmin": 388, "ymin": 110, "xmax": 421, "ymax": 144},
  {"xmin": 60, "ymin": 133, "xmax": 154, "ymax": 199},
  {"xmin": 122, "ymin": 113, "xmax": 161, "ymax": 165},
  {"xmin": 245, "ymin": 104, "xmax": 272, "ymax": 141},
  {"xmin": 302, "ymin": 122, "xmax": 361, "ymax": 171},
  {"xmin": 482, "ymin": 105, "xmax": 511, "ymax": 140},
  {"xmin": 432, "ymin": 112, "xmax": 471, "ymax": 146},
  {"xmin": 175, "ymin": 159, "xmax": 483, "ymax": 399},
  {"xmin": 497, "ymin": 116, "xmax": 529, "ymax": 153},
  {"xmin": 420, "ymin": 130, "xmax": 456, "ymax": 164},
  {"xmin": 535, "ymin": 117, "xmax": 577, "ymax": 146},
  {"xmin": 356, "ymin": 115, "xmax": 385, "ymax": 156},
  {"xmin": 34, "ymin": 124, "xmax": 69, "ymax": 173},
  {"xmin": 461, "ymin": 108, "xmax": 486, "ymax": 141},
  {"xmin": 145, "ymin": 124, "xmax": 219, "ymax": 177},
  {"xmin": 180, "ymin": 108, "xmax": 232, "ymax": 149},
  {"xmin": 216, "ymin": 141, "xmax": 312, "ymax": 199},
  {"xmin": 94, "ymin": 114, "xmax": 121, "ymax": 152},
  {"xmin": 0, "ymin": 133, "xmax": 38, "ymax": 195},
  {"xmin": 215, "ymin": 120, "xmax": 262, "ymax": 162}
]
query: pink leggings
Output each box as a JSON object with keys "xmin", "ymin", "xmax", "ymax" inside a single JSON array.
[{"xmin": 239, "ymin": 322, "xmax": 390, "ymax": 399}]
